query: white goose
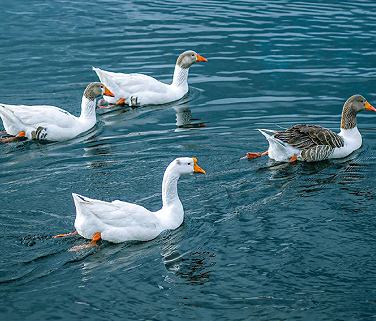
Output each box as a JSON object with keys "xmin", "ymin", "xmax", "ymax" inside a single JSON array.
[
  {"xmin": 242, "ymin": 95, "xmax": 376, "ymax": 162},
  {"xmin": 54, "ymin": 157, "xmax": 206, "ymax": 250},
  {"xmin": 0, "ymin": 82, "xmax": 114, "ymax": 142},
  {"xmin": 93, "ymin": 50, "xmax": 207, "ymax": 107}
]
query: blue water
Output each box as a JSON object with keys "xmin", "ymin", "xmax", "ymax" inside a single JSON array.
[{"xmin": 1, "ymin": 0, "xmax": 376, "ymax": 320}]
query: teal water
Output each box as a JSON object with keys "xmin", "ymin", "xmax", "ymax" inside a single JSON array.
[{"xmin": 1, "ymin": 1, "xmax": 376, "ymax": 320}]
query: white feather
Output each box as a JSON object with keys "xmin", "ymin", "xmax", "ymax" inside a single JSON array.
[{"xmin": 258, "ymin": 129, "xmax": 301, "ymax": 162}]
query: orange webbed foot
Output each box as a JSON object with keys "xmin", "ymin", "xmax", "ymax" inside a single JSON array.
[
  {"xmin": 289, "ymin": 155, "xmax": 298, "ymax": 163},
  {"xmin": 0, "ymin": 131, "xmax": 26, "ymax": 143},
  {"xmin": 53, "ymin": 231, "xmax": 78, "ymax": 239},
  {"xmin": 68, "ymin": 232, "xmax": 101, "ymax": 252},
  {"xmin": 116, "ymin": 98, "xmax": 126, "ymax": 105},
  {"xmin": 241, "ymin": 152, "xmax": 261, "ymax": 159},
  {"xmin": 16, "ymin": 131, "xmax": 25, "ymax": 138},
  {"xmin": 241, "ymin": 151, "xmax": 268, "ymax": 160}
]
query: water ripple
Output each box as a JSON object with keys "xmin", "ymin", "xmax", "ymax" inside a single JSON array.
[{"xmin": 1, "ymin": 0, "xmax": 376, "ymax": 320}]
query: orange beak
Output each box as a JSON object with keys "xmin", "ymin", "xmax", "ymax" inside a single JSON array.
[
  {"xmin": 196, "ymin": 54, "xmax": 208, "ymax": 62},
  {"xmin": 365, "ymin": 101, "xmax": 376, "ymax": 112},
  {"xmin": 193, "ymin": 157, "xmax": 206, "ymax": 174},
  {"xmin": 104, "ymin": 87, "xmax": 115, "ymax": 97}
]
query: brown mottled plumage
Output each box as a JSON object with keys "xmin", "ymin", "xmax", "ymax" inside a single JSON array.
[
  {"xmin": 274, "ymin": 124, "xmax": 344, "ymax": 149},
  {"xmin": 243, "ymin": 94, "xmax": 376, "ymax": 162}
]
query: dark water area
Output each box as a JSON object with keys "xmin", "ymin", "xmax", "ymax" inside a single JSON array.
[{"xmin": 1, "ymin": 1, "xmax": 376, "ymax": 320}]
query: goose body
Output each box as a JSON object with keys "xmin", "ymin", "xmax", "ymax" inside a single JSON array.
[
  {"xmin": 0, "ymin": 83, "xmax": 114, "ymax": 141},
  {"xmin": 244, "ymin": 95, "xmax": 376, "ymax": 162},
  {"xmin": 93, "ymin": 50, "xmax": 207, "ymax": 106},
  {"xmin": 57, "ymin": 158, "xmax": 205, "ymax": 246}
]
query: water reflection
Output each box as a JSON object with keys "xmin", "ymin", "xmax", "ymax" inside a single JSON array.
[
  {"xmin": 71, "ymin": 223, "xmax": 215, "ymax": 286},
  {"xmin": 78, "ymin": 241, "xmax": 151, "ymax": 276},
  {"xmin": 97, "ymin": 104, "xmax": 147, "ymax": 126},
  {"xmin": 160, "ymin": 228, "xmax": 215, "ymax": 286},
  {"xmin": 174, "ymin": 105, "xmax": 207, "ymax": 132},
  {"xmin": 96, "ymin": 87, "xmax": 206, "ymax": 132},
  {"xmin": 82, "ymin": 137, "xmax": 113, "ymax": 169},
  {"xmin": 162, "ymin": 247, "xmax": 215, "ymax": 286},
  {"xmin": 253, "ymin": 151, "xmax": 371, "ymax": 208}
]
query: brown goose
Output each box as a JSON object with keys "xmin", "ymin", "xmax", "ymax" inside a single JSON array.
[{"xmin": 242, "ymin": 95, "xmax": 376, "ymax": 162}]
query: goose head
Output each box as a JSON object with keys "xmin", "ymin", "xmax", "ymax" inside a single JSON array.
[
  {"xmin": 345, "ymin": 94, "xmax": 376, "ymax": 113},
  {"xmin": 84, "ymin": 82, "xmax": 114, "ymax": 101},
  {"xmin": 176, "ymin": 50, "xmax": 207, "ymax": 69},
  {"xmin": 169, "ymin": 157, "xmax": 206, "ymax": 176},
  {"xmin": 341, "ymin": 94, "xmax": 375, "ymax": 129}
]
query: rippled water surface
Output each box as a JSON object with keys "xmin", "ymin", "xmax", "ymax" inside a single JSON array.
[{"xmin": 1, "ymin": 1, "xmax": 376, "ymax": 320}]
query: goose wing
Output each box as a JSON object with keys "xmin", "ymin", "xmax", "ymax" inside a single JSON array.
[
  {"xmin": 74, "ymin": 194, "xmax": 159, "ymax": 229},
  {"xmin": 0, "ymin": 103, "xmax": 77, "ymax": 128},
  {"xmin": 93, "ymin": 67, "xmax": 169, "ymax": 97},
  {"xmin": 274, "ymin": 124, "xmax": 344, "ymax": 149}
]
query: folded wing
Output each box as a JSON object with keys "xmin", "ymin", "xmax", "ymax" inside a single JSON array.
[
  {"xmin": 0, "ymin": 103, "xmax": 77, "ymax": 128},
  {"xmin": 92, "ymin": 67, "xmax": 169, "ymax": 98},
  {"xmin": 275, "ymin": 124, "xmax": 344, "ymax": 149},
  {"xmin": 73, "ymin": 194, "xmax": 159, "ymax": 230}
]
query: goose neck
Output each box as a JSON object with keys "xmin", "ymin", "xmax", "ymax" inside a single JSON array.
[
  {"xmin": 80, "ymin": 96, "xmax": 97, "ymax": 119},
  {"xmin": 172, "ymin": 65, "xmax": 189, "ymax": 87},
  {"xmin": 340, "ymin": 104, "xmax": 357, "ymax": 130},
  {"xmin": 161, "ymin": 168, "xmax": 181, "ymax": 208}
]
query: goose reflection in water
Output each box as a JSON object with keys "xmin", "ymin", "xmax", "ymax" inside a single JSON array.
[
  {"xmin": 252, "ymin": 149, "xmax": 369, "ymax": 209},
  {"xmin": 160, "ymin": 234, "xmax": 215, "ymax": 285},
  {"xmin": 97, "ymin": 95, "xmax": 208, "ymax": 132},
  {"xmin": 96, "ymin": 101, "xmax": 145, "ymax": 124},
  {"xmin": 71, "ymin": 224, "xmax": 215, "ymax": 288},
  {"xmin": 174, "ymin": 106, "xmax": 208, "ymax": 132}
]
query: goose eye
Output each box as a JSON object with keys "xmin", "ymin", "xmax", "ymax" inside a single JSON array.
[
  {"xmin": 100, "ymin": 85, "xmax": 104, "ymax": 88},
  {"xmin": 360, "ymin": 99, "xmax": 364, "ymax": 103},
  {"xmin": 188, "ymin": 162, "xmax": 191, "ymax": 165}
]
